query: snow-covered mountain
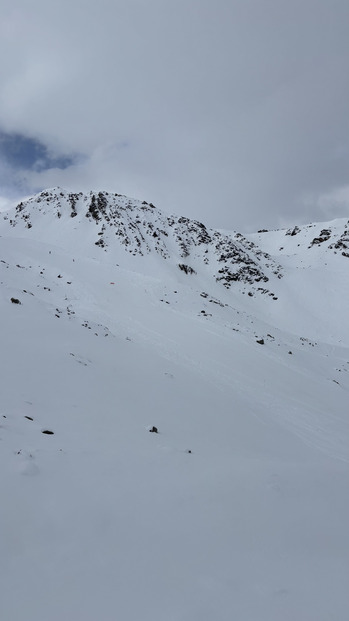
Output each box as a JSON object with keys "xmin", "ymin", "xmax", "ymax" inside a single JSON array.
[{"xmin": 1, "ymin": 188, "xmax": 348, "ymax": 621}]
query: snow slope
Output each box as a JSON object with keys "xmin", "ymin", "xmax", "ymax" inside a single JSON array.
[{"xmin": 0, "ymin": 189, "xmax": 348, "ymax": 621}]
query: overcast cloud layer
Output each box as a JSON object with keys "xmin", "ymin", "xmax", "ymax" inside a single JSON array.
[{"xmin": 0, "ymin": 0, "xmax": 348, "ymax": 231}]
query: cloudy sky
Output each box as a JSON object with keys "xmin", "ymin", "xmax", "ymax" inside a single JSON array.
[{"xmin": 0, "ymin": 0, "xmax": 348, "ymax": 231}]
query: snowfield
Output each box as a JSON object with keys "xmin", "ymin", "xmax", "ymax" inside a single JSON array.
[{"xmin": 1, "ymin": 189, "xmax": 348, "ymax": 621}]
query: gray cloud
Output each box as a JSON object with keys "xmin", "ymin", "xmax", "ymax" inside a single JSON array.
[{"xmin": 0, "ymin": 0, "xmax": 348, "ymax": 231}]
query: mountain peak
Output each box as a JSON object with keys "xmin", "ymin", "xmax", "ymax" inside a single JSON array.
[{"xmin": 2, "ymin": 187, "xmax": 284, "ymax": 296}]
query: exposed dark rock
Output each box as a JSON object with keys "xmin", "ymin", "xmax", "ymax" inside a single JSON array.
[
  {"xmin": 309, "ymin": 229, "xmax": 331, "ymax": 247},
  {"xmin": 286, "ymin": 226, "xmax": 300, "ymax": 236},
  {"xmin": 178, "ymin": 264, "xmax": 196, "ymax": 275}
]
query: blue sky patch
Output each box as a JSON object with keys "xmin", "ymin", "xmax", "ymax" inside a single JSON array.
[{"xmin": 0, "ymin": 131, "xmax": 75, "ymax": 172}]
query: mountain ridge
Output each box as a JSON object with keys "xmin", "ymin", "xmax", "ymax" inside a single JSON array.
[{"xmin": 2, "ymin": 187, "xmax": 348, "ymax": 294}]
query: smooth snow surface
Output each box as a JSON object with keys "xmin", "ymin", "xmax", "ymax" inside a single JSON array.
[{"xmin": 1, "ymin": 190, "xmax": 348, "ymax": 621}]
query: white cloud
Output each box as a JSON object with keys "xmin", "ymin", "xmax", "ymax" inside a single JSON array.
[
  {"xmin": 300, "ymin": 185, "xmax": 349, "ymax": 224},
  {"xmin": 0, "ymin": 196, "xmax": 15, "ymax": 212}
]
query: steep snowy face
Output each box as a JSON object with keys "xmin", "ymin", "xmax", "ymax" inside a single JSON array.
[{"xmin": 1, "ymin": 187, "xmax": 283, "ymax": 296}]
